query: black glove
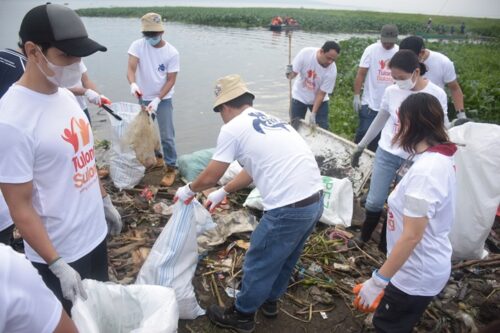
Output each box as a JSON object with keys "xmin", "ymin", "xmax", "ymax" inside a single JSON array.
[{"xmin": 351, "ymin": 147, "xmax": 364, "ymax": 168}]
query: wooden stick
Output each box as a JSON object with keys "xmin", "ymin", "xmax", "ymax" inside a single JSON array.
[
  {"xmin": 452, "ymin": 256, "xmax": 500, "ymax": 269},
  {"xmin": 211, "ymin": 274, "xmax": 224, "ymax": 307},
  {"xmin": 354, "ymin": 242, "xmax": 383, "ymax": 266},
  {"xmin": 281, "ymin": 307, "xmax": 311, "ymax": 323}
]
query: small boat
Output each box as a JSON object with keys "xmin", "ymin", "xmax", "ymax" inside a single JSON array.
[{"xmin": 269, "ymin": 16, "xmax": 300, "ymax": 32}]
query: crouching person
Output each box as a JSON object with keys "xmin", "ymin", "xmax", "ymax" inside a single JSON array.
[
  {"xmin": 175, "ymin": 74, "xmax": 324, "ymax": 332},
  {"xmin": 353, "ymin": 93, "xmax": 457, "ymax": 332}
]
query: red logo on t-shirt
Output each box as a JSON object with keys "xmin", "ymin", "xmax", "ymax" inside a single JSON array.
[
  {"xmin": 61, "ymin": 117, "xmax": 97, "ymax": 189},
  {"xmin": 377, "ymin": 59, "xmax": 393, "ymax": 82},
  {"xmin": 304, "ymin": 69, "xmax": 317, "ymax": 90},
  {"xmin": 387, "ymin": 209, "xmax": 395, "ymax": 231}
]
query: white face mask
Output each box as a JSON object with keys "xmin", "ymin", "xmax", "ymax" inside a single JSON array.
[
  {"xmin": 394, "ymin": 71, "xmax": 417, "ymax": 90},
  {"xmin": 36, "ymin": 47, "xmax": 82, "ymax": 88}
]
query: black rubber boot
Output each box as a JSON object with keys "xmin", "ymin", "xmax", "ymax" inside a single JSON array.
[
  {"xmin": 207, "ymin": 304, "xmax": 255, "ymax": 333},
  {"xmin": 260, "ymin": 300, "xmax": 279, "ymax": 318},
  {"xmin": 360, "ymin": 210, "xmax": 383, "ymax": 242}
]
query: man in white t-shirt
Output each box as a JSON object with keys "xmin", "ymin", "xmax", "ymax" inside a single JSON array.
[
  {"xmin": 400, "ymin": 36, "xmax": 466, "ymax": 120},
  {"xmin": 0, "ymin": 244, "xmax": 78, "ymax": 333},
  {"xmin": 0, "ymin": 4, "xmax": 121, "ymax": 314},
  {"xmin": 353, "ymin": 24, "xmax": 399, "ymax": 152},
  {"xmin": 127, "ymin": 12, "xmax": 180, "ymax": 187},
  {"xmin": 286, "ymin": 41, "xmax": 340, "ymax": 130},
  {"xmin": 175, "ymin": 75, "xmax": 323, "ymax": 332}
]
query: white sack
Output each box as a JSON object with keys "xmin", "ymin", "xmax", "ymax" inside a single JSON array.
[
  {"xmin": 136, "ymin": 200, "xmax": 211, "ymax": 319},
  {"xmin": 448, "ymin": 123, "xmax": 500, "ymax": 260},
  {"xmin": 72, "ymin": 279, "xmax": 178, "ymax": 333},
  {"xmin": 244, "ymin": 176, "xmax": 353, "ymax": 227}
]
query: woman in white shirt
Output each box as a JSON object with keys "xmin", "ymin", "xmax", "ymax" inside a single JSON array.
[
  {"xmin": 351, "ymin": 50, "xmax": 449, "ymax": 252},
  {"xmin": 353, "ymin": 92, "xmax": 457, "ymax": 333}
]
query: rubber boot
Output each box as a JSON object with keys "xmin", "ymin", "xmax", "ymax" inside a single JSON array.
[{"xmin": 360, "ymin": 210, "xmax": 383, "ymax": 242}]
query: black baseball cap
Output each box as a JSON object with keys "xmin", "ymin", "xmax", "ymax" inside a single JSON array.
[{"xmin": 19, "ymin": 4, "xmax": 107, "ymax": 57}]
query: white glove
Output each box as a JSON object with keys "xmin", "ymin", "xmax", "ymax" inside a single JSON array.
[
  {"xmin": 103, "ymin": 195, "xmax": 122, "ymax": 236},
  {"xmin": 174, "ymin": 183, "xmax": 196, "ymax": 204},
  {"xmin": 130, "ymin": 82, "xmax": 142, "ymax": 98},
  {"xmin": 49, "ymin": 258, "xmax": 87, "ymax": 302},
  {"xmin": 84, "ymin": 89, "xmax": 101, "ymax": 105},
  {"xmin": 353, "ymin": 270, "xmax": 389, "ymax": 312},
  {"xmin": 309, "ymin": 112, "xmax": 317, "ymax": 127},
  {"xmin": 147, "ymin": 97, "xmax": 161, "ymax": 113},
  {"xmin": 285, "ymin": 64, "xmax": 293, "ymax": 79},
  {"xmin": 353, "ymin": 94, "xmax": 362, "ymax": 113},
  {"xmin": 456, "ymin": 110, "xmax": 467, "ymax": 119},
  {"xmin": 205, "ymin": 187, "xmax": 229, "ymax": 213}
]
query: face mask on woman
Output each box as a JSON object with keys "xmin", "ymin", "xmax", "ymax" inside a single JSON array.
[
  {"xmin": 146, "ymin": 36, "xmax": 161, "ymax": 46},
  {"xmin": 394, "ymin": 71, "xmax": 417, "ymax": 90},
  {"xmin": 36, "ymin": 47, "xmax": 82, "ymax": 88}
]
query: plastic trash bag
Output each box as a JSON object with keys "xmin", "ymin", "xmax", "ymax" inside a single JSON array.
[
  {"xmin": 217, "ymin": 161, "xmax": 254, "ymax": 188},
  {"xmin": 72, "ymin": 279, "xmax": 178, "ymax": 333},
  {"xmin": 177, "ymin": 148, "xmax": 215, "ymax": 182},
  {"xmin": 136, "ymin": 200, "xmax": 213, "ymax": 319},
  {"xmin": 243, "ymin": 176, "xmax": 353, "ymax": 227},
  {"xmin": 448, "ymin": 123, "xmax": 500, "ymax": 260},
  {"xmin": 126, "ymin": 110, "xmax": 161, "ymax": 169},
  {"xmin": 107, "ymin": 102, "xmax": 145, "ymax": 190}
]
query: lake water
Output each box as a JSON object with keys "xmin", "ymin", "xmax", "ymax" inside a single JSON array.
[{"xmin": 1, "ymin": 0, "xmax": 377, "ymax": 154}]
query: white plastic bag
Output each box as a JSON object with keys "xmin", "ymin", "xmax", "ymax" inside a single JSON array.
[
  {"xmin": 243, "ymin": 176, "xmax": 353, "ymax": 226},
  {"xmin": 136, "ymin": 200, "xmax": 211, "ymax": 319},
  {"xmin": 108, "ymin": 102, "xmax": 145, "ymax": 190},
  {"xmin": 72, "ymin": 279, "xmax": 178, "ymax": 333},
  {"xmin": 218, "ymin": 161, "xmax": 254, "ymax": 188},
  {"xmin": 448, "ymin": 123, "xmax": 500, "ymax": 260}
]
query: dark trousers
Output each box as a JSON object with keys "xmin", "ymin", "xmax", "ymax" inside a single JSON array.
[
  {"xmin": 0, "ymin": 224, "xmax": 14, "ymax": 245},
  {"xmin": 291, "ymin": 98, "xmax": 330, "ymax": 130},
  {"xmin": 373, "ymin": 282, "xmax": 433, "ymax": 333},
  {"xmin": 32, "ymin": 238, "xmax": 109, "ymax": 314},
  {"xmin": 354, "ymin": 105, "xmax": 381, "ymax": 152}
]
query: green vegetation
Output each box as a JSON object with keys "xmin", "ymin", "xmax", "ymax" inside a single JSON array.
[
  {"xmin": 77, "ymin": 6, "xmax": 500, "ymax": 37},
  {"xmin": 329, "ymin": 39, "xmax": 500, "ymax": 139}
]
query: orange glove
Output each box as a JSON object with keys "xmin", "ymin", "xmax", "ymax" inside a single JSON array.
[{"xmin": 352, "ymin": 270, "xmax": 389, "ymax": 312}]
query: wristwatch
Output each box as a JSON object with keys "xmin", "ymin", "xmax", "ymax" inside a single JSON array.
[{"xmin": 456, "ymin": 109, "xmax": 465, "ymax": 113}]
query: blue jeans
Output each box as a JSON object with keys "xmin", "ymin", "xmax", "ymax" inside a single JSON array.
[
  {"xmin": 235, "ymin": 196, "xmax": 323, "ymax": 313},
  {"xmin": 143, "ymin": 98, "xmax": 177, "ymax": 166},
  {"xmin": 355, "ymin": 105, "xmax": 380, "ymax": 152},
  {"xmin": 365, "ymin": 147, "xmax": 405, "ymax": 213},
  {"xmin": 291, "ymin": 98, "xmax": 329, "ymax": 130}
]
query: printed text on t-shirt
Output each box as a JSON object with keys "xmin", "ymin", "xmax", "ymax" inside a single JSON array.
[{"xmin": 61, "ymin": 117, "xmax": 97, "ymax": 190}]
